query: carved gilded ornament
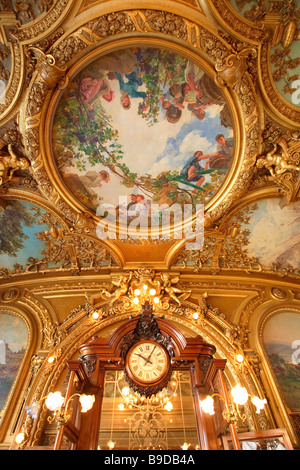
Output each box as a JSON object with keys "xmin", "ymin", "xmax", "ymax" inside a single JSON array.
[{"xmin": 209, "ymin": 0, "xmax": 300, "ymax": 124}]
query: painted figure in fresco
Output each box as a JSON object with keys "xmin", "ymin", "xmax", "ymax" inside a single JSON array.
[
  {"xmin": 114, "ymin": 71, "xmax": 147, "ymax": 110},
  {"xmin": 179, "ymin": 151, "xmax": 216, "ymax": 192},
  {"xmin": 125, "ymin": 193, "xmax": 150, "ymax": 218},
  {"xmin": 180, "ymin": 62, "xmax": 225, "ymax": 120},
  {"xmin": 78, "ymin": 75, "xmax": 114, "ymax": 104},
  {"xmin": 208, "ymin": 134, "xmax": 233, "ymax": 170},
  {"xmin": 215, "ymin": 134, "xmax": 233, "ymax": 156},
  {"xmin": 160, "ymin": 96, "xmax": 182, "ymax": 123}
]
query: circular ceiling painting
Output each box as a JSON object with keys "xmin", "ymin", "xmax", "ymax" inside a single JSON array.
[{"xmin": 52, "ymin": 47, "xmax": 234, "ymax": 235}]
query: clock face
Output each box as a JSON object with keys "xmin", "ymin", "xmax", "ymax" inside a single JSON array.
[{"xmin": 127, "ymin": 342, "xmax": 169, "ymax": 384}]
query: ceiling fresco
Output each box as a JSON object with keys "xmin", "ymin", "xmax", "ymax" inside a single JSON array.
[
  {"xmin": 52, "ymin": 47, "xmax": 233, "ymax": 232},
  {"xmin": 263, "ymin": 310, "xmax": 300, "ymax": 410},
  {"xmin": 242, "ymin": 198, "xmax": 300, "ymax": 271}
]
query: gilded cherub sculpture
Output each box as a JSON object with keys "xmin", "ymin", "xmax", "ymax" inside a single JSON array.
[
  {"xmin": 256, "ymin": 140, "xmax": 300, "ymax": 177},
  {"xmin": 87, "ymin": 272, "xmax": 133, "ymax": 307},
  {"xmin": 160, "ymin": 273, "xmax": 191, "ymax": 306},
  {"xmin": 0, "ymin": 144, "xmax": 30, "ymax": 186}
]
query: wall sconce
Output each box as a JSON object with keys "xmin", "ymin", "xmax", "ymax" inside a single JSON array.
[
  {"xmin": 16, "ymin": 392, "xmax": 95, "ymax": 447},
  {"xmin": 25, "ymin": 392, "xmax": 95, "ymax": 427},
  {"xmin": 200, "ymin": 385, "xmax": 267, "ymax": 425}
]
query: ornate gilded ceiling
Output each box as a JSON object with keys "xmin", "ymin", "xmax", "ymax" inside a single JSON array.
[
  {"xmin": 0, "ymin": 0, "xmax": 299, "ymax": 277},
  {"xmin": 0, "ymin": 0, "xmax": 299, "ymax": 449}
]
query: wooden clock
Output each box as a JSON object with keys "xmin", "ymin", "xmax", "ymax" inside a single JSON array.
[
  {"xmin": 121, "ymin": 302, "xmax": 174, "ymax": 397},
  {"xmin": 124, "ymin": 340, "xmax": 172, "ymax": 397}
]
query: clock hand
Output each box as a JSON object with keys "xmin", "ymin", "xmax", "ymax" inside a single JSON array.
[
  {"xmin": 145, "ymin": 345, "xmax": 156, "ymax": 364},
  {"xmin": 134, "ymin": 353, "xmax": 153, "ymax": 365}
]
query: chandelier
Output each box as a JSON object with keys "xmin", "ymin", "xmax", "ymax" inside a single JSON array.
[{"xmin": 116, "ymin": 370, "xmax": 177, "ymax": 411}]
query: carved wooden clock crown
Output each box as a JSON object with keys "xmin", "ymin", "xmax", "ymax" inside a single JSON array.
[{"xmin": 121, "ymin": 302, "xmax": 174, "ymax": 397}]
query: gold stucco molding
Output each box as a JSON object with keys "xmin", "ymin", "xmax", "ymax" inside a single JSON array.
[{"xmin": 208, "ymin": 0, "xmax": 300, "ymax": 126}]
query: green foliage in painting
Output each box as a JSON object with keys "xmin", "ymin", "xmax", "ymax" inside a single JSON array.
[{"xmin": 0, "ymin": 201, "xmax": 35, "ymax": 256}]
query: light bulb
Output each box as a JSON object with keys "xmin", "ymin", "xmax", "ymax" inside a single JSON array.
[
  {"xmin": 143, "ymin": 284, "xmax": 148, "ymax": 290},
  {"xmin": 92, "ymin": 311, "xmax": 99, "ymax": 320},
  {"xmin": 235, "ymin": 354, "xmax": 244, "ymax": 363},
  {"xmin": 79, "ymin": 394, "xmax": 95, "ymax": 413},
  {"xmin": 153, "ymin": 297, "xmax": 159, "ymax": 304},
  {"xmin": 107, "ymin": 440, "xmax": 115, "ymax": 449},
  {"xmin": 15, "ymin": 432, "xmax": 25, "ymax": 444},
  {"xmin": 45, "ymin": 391, "xmax": 64, "ymax": 411},
  {"xmin": 118, "ymin": 403, "xmax": 125, "ymax": 411},
  {"xmin": 231, "ymin": 385, "xmax": 248, "ymax": 405},
  {"xmin": 192, "ymin": 312, "xmax": 199, "ymax": 320},
  {"xmin": 122, "ymin": 387, "xmax": 130, "ymax": 396},
  {"xmin": 149, "ymin": 288, "xmax": 156, "ymax": 295},
  {"xmin": 134, "ymin": 289, "xmax": 141, "ymax": 296},
  {"xmin": 47, "ymin": 356, "xmax": 55, "ymax": 364},
  {"xmin": 164, "ymin": 401, "xmax": 173, "ymax": 411},
  {"xmin": 181, "ymin": 442, "xmax": 190, "ymax": 450},
  {"xmin": 133, "ymin": 297, "xmax": 139, "ymax": 304}
]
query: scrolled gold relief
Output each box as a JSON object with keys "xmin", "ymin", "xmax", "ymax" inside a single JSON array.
[
  {"xmin": 25, "ymin": 46, "xmax": 67, "ymax": 89},
  {"xmin": 255, "ymin": 138, "xmax": 300, "ymax": 203},
  {"xmin": 215, "ymin": 47, "xmax": 257, "ymax": 89},
  {"xmin": 256, "ymin": 138, "xmax": 300, "ymax": 177}
]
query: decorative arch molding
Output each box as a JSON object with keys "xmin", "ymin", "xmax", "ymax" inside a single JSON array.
[
  {"xmin": 169, "ymin": 192, "xmax": 300, "ymax": 280},
  {"xmin": 0, "ymin": 0, "xmax": 72, "ymax": 122},
  {"xmin": 0, "ymin": 193, "xmax": 123, "ymax": 280},
  {"xmin": 208, "ymin": 0, "xmax": 300, "ymax": 126},
  {"xmin": 248, "ymin": 302, "xmax": 300, "ymax": 447},
  {"xmin": 0, "ymin": 304, "xmax": 36, "ymax": 442},
  {"xmin": 14, "ymin": 293, "xmax": 271, "ymax": 447}
]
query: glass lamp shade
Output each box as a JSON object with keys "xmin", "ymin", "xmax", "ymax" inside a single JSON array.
[
  {"xmin": 79, "ymin": 394, "xmax": 95, "ymax": 412},
  {"xmin": 251, "ymin": 396, "xmax": 267, "ymax": 414},
  {"xmin": 45, "ymin": 392, "xmax": 65, "ymax": 411},
  {"xmin": 231, "ymin": 385, "xmax": 248, "ymax": 405},
  {"xmin": 200, "ymin": 395, "xmax": 215, "ymax": 415}
]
